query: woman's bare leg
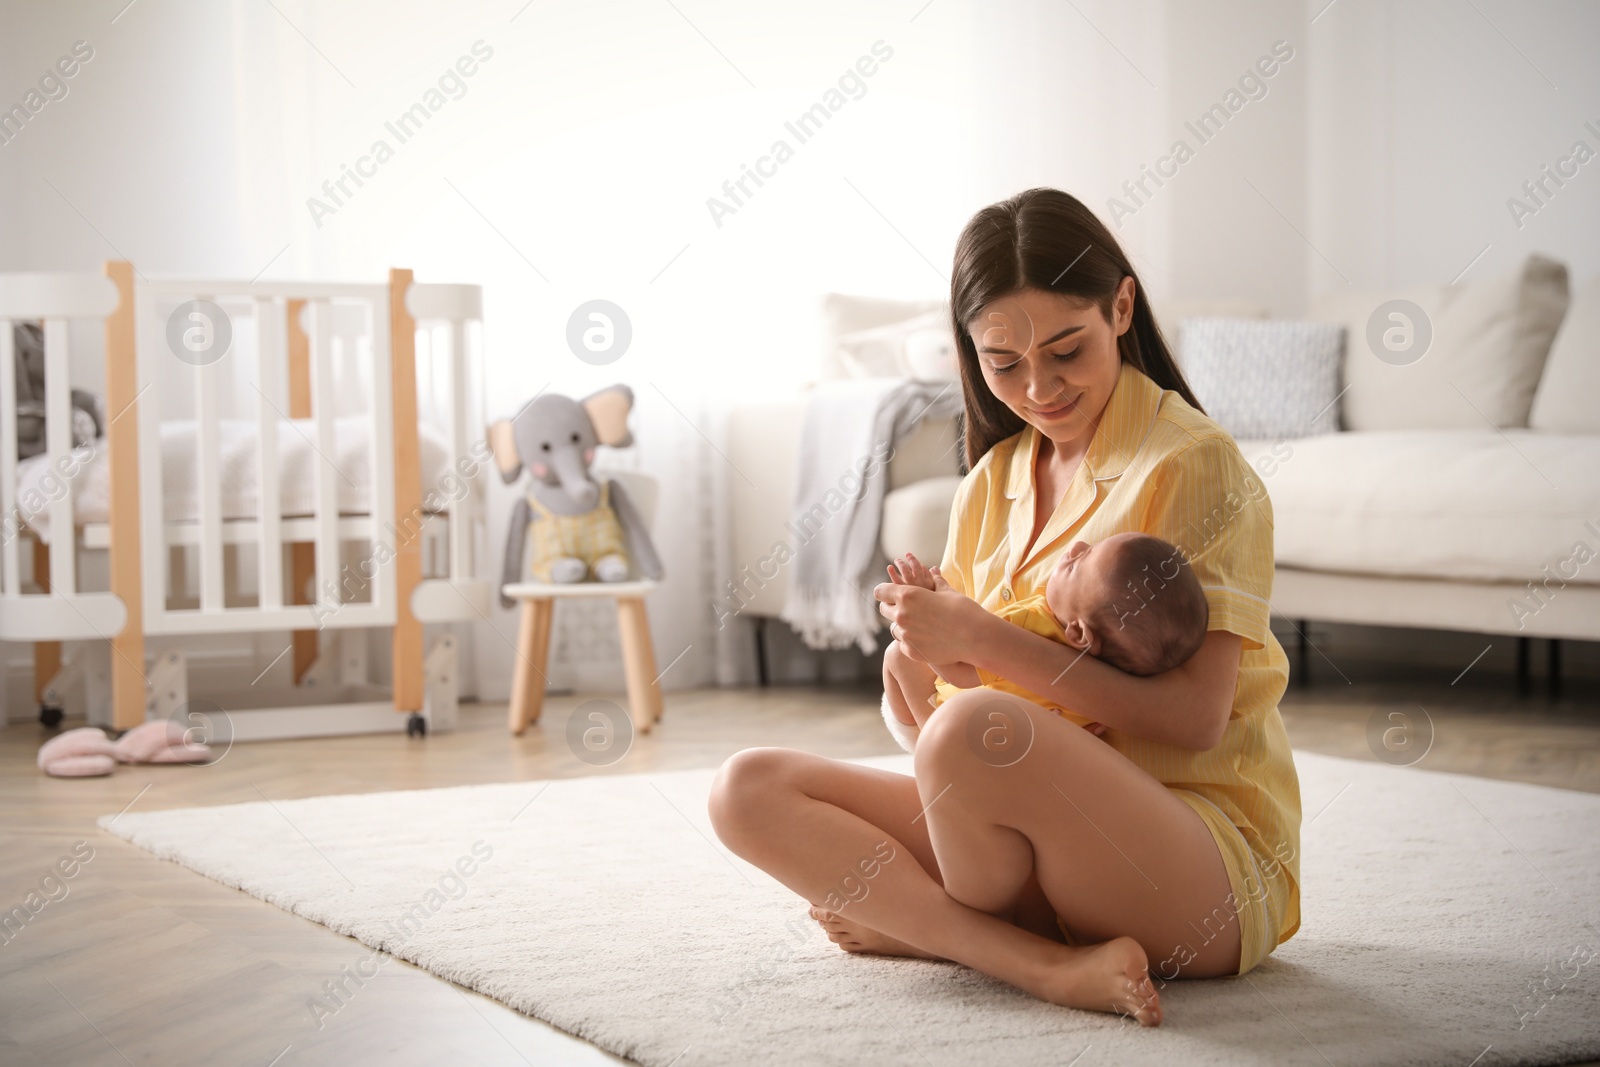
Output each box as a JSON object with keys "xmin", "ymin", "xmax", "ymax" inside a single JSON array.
[
  {"xmin": 906, "ymin": 689, "xmax": 1242, "ymax": 980},
  {"xmin": 709, "ymin": 747, "xmax": 1164, "ymax": 1024},
  {"xmin": 810, "ymin": 865, "xmax": 1064, "ymax": 957}
]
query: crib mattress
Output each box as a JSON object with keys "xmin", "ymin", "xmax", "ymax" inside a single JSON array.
[{"xmin": 16, "ymin": 417, "xmax": 456, "ymax": 544}]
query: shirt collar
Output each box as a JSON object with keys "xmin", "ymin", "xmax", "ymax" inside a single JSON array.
[{"xmin": 1002, "ymin": 362, "xmax": 1164, "ymax": 500}]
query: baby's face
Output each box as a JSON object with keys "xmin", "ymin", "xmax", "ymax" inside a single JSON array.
[{"xmin": 1044, "ymin": 536, "xmax": 1131, "ymax": 633}]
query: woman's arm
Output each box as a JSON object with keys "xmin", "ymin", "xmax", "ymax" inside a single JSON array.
[
  {"xmin": 876, "ymin": 583, "xmax": 1239, "ymax": 750},
  {"xmin": 970, "ymin": 612, "xmax": 1240, "ymax": 750}
]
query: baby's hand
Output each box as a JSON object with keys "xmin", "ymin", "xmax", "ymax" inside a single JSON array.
[{"xmin": 887, "ymin": 551, "xmax": 940, "ymax": 591}]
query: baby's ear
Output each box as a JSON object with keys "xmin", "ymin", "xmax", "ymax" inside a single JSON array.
[{"xmin": 1062, "ymin": 617, "xmax": 1096, "ymax": 652}]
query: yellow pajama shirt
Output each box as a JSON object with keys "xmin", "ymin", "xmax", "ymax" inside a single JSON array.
[
  {"xmin": 949, "ymin": 593, "xmax": 1098, "ymax": 730},
  {"xmin": 933, "ymin": 361, "xmax": 1302, "ymax": 976}
]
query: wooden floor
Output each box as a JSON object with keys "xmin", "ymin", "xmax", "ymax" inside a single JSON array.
[{"xmin": 2, "ymin": 664, "xmax": 1597, "ymax": 1066}]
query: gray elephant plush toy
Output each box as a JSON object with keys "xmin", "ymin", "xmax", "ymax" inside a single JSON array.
[{"xmin": 490, "ymin": 384, "xmax": 664, "ymax": 608}]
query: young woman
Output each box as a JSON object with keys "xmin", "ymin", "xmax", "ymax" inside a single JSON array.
[{"xmin": 707, "ymin": 188, "xmax": 1302, "ymax": 1026}]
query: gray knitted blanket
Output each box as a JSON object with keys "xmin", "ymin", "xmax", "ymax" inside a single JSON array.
[{"xmin": 780, "ymin": 378, "xmax": 962, "ymax": 653}]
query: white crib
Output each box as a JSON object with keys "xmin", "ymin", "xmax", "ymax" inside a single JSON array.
[{"xmin": 0, "ymin": 262, "xmax": 490, "ymax": 739}]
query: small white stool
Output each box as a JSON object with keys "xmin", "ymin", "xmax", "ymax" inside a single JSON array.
[
  {"xmin": 501, "ymin": 579, "xmax": 663, "ymax": 736},
  {"xmin": 500, "ymin": 469, "xmax": 664, "ymax": 737}
]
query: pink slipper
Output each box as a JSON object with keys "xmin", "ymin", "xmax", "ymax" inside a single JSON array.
[
  {"xmin": 113, "ymin": 720, "xmax": 213, "ymax": 765},
  {"xmin": 38, "ymin": 727, "xmax": 116, "ymax": 778}
]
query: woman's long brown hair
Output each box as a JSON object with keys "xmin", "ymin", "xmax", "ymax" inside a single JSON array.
[{"xmin": 950, "ymin": 187, "xmax": 1204, "ymax": 472}]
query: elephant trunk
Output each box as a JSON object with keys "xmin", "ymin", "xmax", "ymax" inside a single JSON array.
[{"xmin": 551, "ymin": 449, "xmax": 600, "ymax": 511}]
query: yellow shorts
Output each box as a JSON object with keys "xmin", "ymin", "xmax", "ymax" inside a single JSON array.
[
  {"xmin": 1170, "ymin": 788, "xmax": 1290, "ymax": 976},
  {"xmin": 1054, "ymin": 788, "xmax": 1292, "ymax": 977}
]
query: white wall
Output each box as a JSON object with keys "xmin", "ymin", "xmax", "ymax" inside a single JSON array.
[
  {"xmin": 1307, "ymin": 0, "xmax": 1600, "ymax": 296},
  {"xmin": 0, "ymin": 0, "xmax": 1173, "ymax": 699},
  {"xmin": 0, "ymin": 2, "xmax": 252, "ymax": 275},
  {"xmin": 8, "ymin": 1, "xmax": 1594, "ymax": 356},
  {"xmin": 1157, "ymin": 0, "xmax": 1310, "ymax": 316},
  {"xmin": 5, "ymin": 0, "xmax": 1595, "ymax": 703},
  {"xmin": 1130, "ymin": 0, "xmax": 1600, "ymax": 313}
]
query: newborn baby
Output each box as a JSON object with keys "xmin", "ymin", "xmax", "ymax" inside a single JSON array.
[{"xmin": 881, "ymin": 532, "xmax": 1209, "ymax": 751}]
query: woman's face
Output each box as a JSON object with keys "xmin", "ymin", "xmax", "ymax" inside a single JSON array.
[{"xmin": 965, "ymin": 279, "xmax": 1134, "ymax": 450}]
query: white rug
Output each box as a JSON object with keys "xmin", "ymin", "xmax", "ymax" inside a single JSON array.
[{"xmin": 98, "ymin": 751, "xmax": 1600, "ymax": 1066}]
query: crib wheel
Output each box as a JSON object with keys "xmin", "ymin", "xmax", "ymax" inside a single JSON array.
[
  {"xmin": 406, "ymin": 712, "xmax": 427, "ymax": 738},
  {"xmin": 39, "ymin": 704, "xmax": 64, "ymax": 729}
]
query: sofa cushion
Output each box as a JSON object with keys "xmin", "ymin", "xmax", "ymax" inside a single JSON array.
[
  {"xmin": 880, "ymin": 475, "xmax": 963, "ymax": 566},
  {"xmin": 1178, "ymin": 317, "xmax": 1343, "ymax": 439},
  {"xmin": 820, "ymin": 293, "xmax": 946, "ymax": 380},
  {"xmin": 834, "ymin": 308, "xmax": 956, "ymax": 381},
  {"xmin": 1311, "ymin": 254, "xmax": 1569, "ymax": 431},
  {"xmin": 1236, "ymin": 431, "xmax": 1600, "ymax": 586},
  {"xmin": 1157, "ymin": 297, "xmax": 1268, "ymax": 353},
  {"xmin": 1530, "ymin": 275, "xmax": 1600, "ymax": 434}
]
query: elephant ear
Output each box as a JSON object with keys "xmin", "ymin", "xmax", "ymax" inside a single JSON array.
[
  {"xmin": 582, "ymin": 384, "xmax": 634, "ymax": 448},
  {"xmin": 487, "ymin": 419, "xmax": 522, "ymax": 483}
]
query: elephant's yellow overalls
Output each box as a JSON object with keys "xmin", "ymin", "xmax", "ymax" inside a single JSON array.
[{"xmin": 524, "ymin": 481, "xmax": 628, "ymax": 581}]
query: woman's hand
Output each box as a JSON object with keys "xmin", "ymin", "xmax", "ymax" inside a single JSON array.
[{"xmin": 873, "ymin": 568, "xmax": 994, "ymax": 665}]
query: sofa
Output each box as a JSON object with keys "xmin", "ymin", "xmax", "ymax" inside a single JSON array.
[
  {"xmin": 726, "ymin": 261, "xmax": 1600, "ymax": 682},
  {"xmin": 1233, "ymin": 258, "xmax": 1600, "ymax": 665}
]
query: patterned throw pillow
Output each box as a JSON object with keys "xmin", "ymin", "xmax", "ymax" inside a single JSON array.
[{"xmin": 1177, "ymin": 317, "xmax": 1344, "ymax": 440}]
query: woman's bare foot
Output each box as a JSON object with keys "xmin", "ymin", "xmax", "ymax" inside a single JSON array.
[
  {"xmin": 808, "ymin": 908, "xmax": 1160, "ymax": 1026},
  {"xmin": 808, "ymin": 906, "xmax": 945, "ymax": 960},
  {"xmin": 1034, "ymin": 935, "xmax": 1162, "ymax": 1026}
]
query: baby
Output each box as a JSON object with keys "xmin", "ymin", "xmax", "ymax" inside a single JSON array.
[{"xmin": 880, "ymin": 532, "xmax": 1209, "ymax": 751}]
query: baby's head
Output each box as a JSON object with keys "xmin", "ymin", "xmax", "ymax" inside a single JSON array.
[{"xmin": 1044, "ymin": 533, "xmax": 1208, "ymax": 676}]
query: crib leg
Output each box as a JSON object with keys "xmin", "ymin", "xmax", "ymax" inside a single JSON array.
[
  {"xmin": 298, "ymin": 632, "xmax": 339, "ymax": 688},
  {"xmin": 37, "ymin": 656, "xmax": 84, "ymax": 727},
  {"xmin": 290, "ymin": 542, "xmax": 318, "ymax": 683},
  {"xmin": 31, "ymin": 541, "xmax": 63, "ymax": 720},
  {"xmin": 105, "ymin": 260, "xmax": 147, "ymax": 732},
  {"xmin": 285, "ymin": 297, "xmax": 321, "ymax": 686},
  {"xmin": 423, "ymin": 635, "xmax": 459, "ymax": 733},
  {"xmin": 34, "ymin": 643, "xmax": 60, "ymax": 715},
  {"xmin": 389, "ymin": 267, "xmax": 426, "ymax": 716},
  {"xmin": 147, "ymin": 649, "xmax": 188, "ymax": 722},
  {"xmin": 340, "ymin": 629, "xmax": 369, "ymax": 687}
]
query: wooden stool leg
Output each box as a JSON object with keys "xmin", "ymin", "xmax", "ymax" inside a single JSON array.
[
  {"xmin": 616, "ymin": 597, "xmax": 660, "ymax": 733},
  {"xmin": 529, "ymin": 599, "xmax": 554, "ymax": 722},
  {"xmin": 508, "ymin": 598, "xmax": 553, "ymax": 735},
  {"xmin": 508, "ymin": 599, "xmax": 537, "ymax": 734}
]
